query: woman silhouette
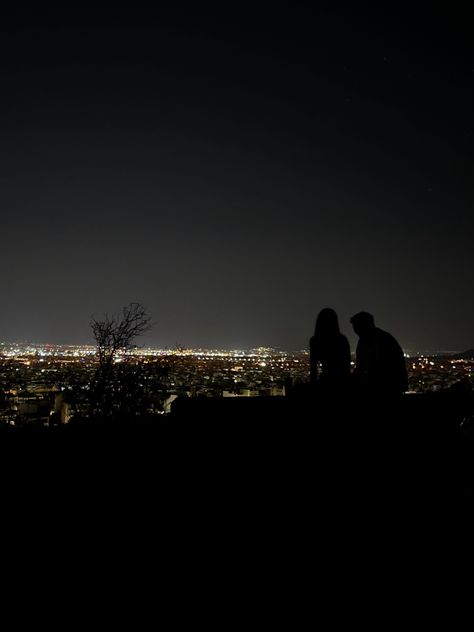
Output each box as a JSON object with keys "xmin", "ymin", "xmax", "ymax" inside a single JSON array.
[{"xmin": 310, "ymin": 308, "xmax": 351, "ymax": 392}]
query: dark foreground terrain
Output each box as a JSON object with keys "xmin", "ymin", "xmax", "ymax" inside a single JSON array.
[
  {"xmin": 1, "ymin": 388, "xmax": 472, "ymax": 504},
  {"xmin": 1, "ymin": 388, "xmax": 471, "ymax": 601}
]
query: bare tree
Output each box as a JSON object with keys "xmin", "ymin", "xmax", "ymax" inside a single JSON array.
[
  {"xmin": 89, "ymin": 303, "xmax": 152, "ymax": 418},
  {"xmin": 91, "ymin": 302, "xmax": 152, "ymax": 367}
]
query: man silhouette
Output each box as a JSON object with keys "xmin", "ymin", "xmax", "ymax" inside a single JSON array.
[{"xmin": 350, "ymin": 312, "xmax": 408, "ymax": 397}]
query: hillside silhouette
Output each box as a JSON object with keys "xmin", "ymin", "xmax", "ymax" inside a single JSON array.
[
  {"xmin": 450, "ymin": 349, "xmax": 474, "ymax": 360},
  {"xmin": 1, "ymin": 384, "xmax": 472, "ymax": 506}
]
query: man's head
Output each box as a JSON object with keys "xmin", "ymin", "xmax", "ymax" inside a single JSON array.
[{"xmin": 350, "ymin": 311, "xmax": 376, "ymax": 337}]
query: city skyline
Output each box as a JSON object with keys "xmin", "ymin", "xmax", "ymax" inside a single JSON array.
[
  {"xmin": 1, "ymin": 6, "xmax": 472, "ymax": 351},
  {"xmin": 1, "ymin": 338, "xmax": 471, "ymax": 357}
]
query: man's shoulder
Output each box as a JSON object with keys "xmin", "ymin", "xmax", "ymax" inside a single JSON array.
[{"xmin": 376, "ymin": 328, "xmax": 402, "ymax": 348}]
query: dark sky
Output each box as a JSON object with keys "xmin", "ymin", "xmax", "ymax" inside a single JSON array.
[{"xmin": 0, "ymin": 5, "xmax": 472, "ymax": 351}]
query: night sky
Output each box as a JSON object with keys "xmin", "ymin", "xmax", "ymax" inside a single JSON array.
[{"xmin": 0, "ymin": 5, "xmax": 472, "ymax": 351}]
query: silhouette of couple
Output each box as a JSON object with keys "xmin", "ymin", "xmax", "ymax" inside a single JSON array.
[{"xmin": 310, "ymin": 308, "xmax": 408, "ymax": 398}]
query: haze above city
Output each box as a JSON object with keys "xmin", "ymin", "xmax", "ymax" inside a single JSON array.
[{"xmin": 0, "ymin": 6, "xmax": 472, "ymax": 352}]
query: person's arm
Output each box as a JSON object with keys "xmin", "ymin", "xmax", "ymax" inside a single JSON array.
[
  {"xmin": 309, "ymin": 337, "xmax": 319, "ymax": 385},
  {"xmin": 351, "ymin": 341, "xmax": 362, "ymax": 378},
  {"xmin": 342, "ymin": 335, "xmax": 351, "ymax": 373}
]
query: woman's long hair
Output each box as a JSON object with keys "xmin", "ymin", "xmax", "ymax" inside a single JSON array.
[{"xmin": 314, "ymin": 307, "xmax": 340, "ymax": 339}]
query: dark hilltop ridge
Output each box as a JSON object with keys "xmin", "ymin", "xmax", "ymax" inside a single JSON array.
[
  {"xmin": 449, "ymin": 349, "xmax": 474, "ymax": 361},
  {"xmin": 1, "ymin": 382, "xmax": 473, "ymax": 504}
]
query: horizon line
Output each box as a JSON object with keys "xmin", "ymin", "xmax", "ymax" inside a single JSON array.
[{"xmin": 0, "ymin": 339, "xmax": 470, "ymax": 357}]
